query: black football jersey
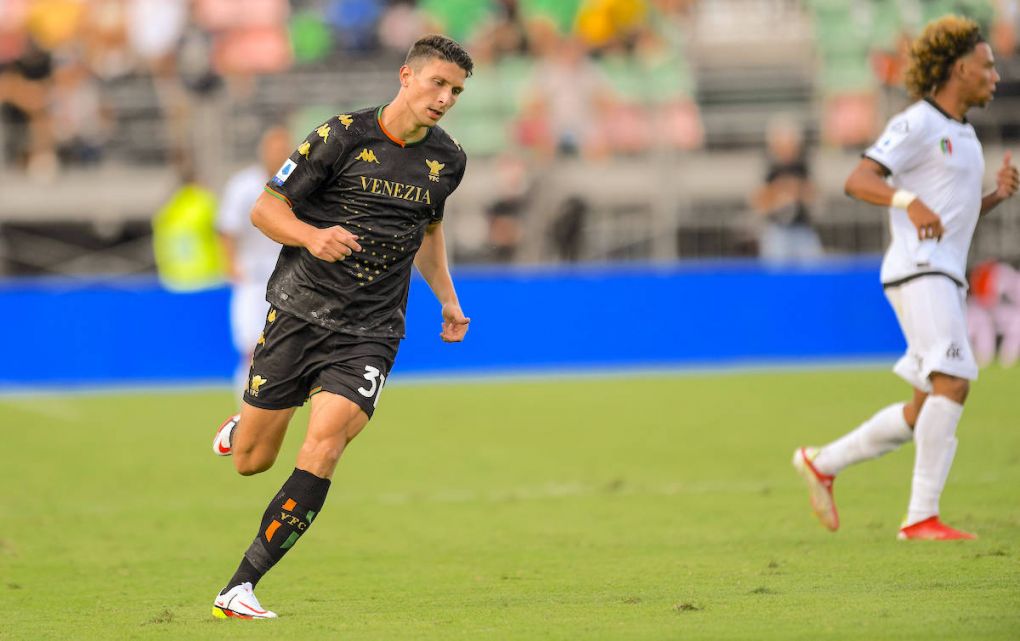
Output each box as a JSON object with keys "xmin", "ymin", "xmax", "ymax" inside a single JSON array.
[{"xmin": 263, "ymin": 106, "xmax": 466, "ymax": 338}]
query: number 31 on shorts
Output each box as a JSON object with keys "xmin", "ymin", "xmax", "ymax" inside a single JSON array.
[{"xmin": 357, "ymin": 365, "xmax": 386, "ymax": 408}]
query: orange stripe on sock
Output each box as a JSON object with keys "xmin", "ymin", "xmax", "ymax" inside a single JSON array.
[
  {"xmin": 265, "ymin": 520, "xmax": 281, "ymax": 542},
  {"xmin": 282, "ymin": 498, "xmax": 297, "ymax": 511}
]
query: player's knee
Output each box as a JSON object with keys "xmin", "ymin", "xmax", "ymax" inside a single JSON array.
[
  {"xmin": 946, "ymin": 378, "xmax": 970, "ymax": 403},
  {"xmin": 234, "ymin": 451, "xmax": 275, "ymax": 476},
  {"xmin": 300, "ymin": 437, "xmax": 345, "ymax": 470},
  {"xmin": 932, "ymin": 375, "xmax": 970, "ymax": 404}
]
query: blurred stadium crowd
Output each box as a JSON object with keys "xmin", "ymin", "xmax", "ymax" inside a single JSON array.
[{"xmin": 0, "ymin": 0, "xmax": 1019, "ymax": 274}]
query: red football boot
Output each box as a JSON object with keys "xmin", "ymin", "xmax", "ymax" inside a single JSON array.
[{"xmin": 898, "ymin": 516, "xmax": 976, "ymax": 540}]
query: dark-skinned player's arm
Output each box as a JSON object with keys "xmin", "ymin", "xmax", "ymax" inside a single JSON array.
[
  {"xmin": 414, "ymin": 221, "xmax": 469, "ymax": 343},
  {"xmin": 845, "ymin": 157, "xmax": 944, "ymax": 241},
  {"xmin": 980, "ymin": 151, "xmax": 1019, "ymax": 216},
  {"xmin": 251, "ymin": 191, "xmax": 361, "ymax": 262}
]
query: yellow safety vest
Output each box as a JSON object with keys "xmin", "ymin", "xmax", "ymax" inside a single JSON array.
[{"xmin": 152, "ymin": 184, "xmax": 226, "ymax": 291}]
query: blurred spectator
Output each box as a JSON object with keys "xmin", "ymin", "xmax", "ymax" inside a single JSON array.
[
  {"xmin": 575, "ymin": 0, "xmax": 648, "ymax": 50},
  {"xmin": 126, "ymin": 0, "xmax": 187, "ymax": 65},
  {"xmin": 81, "ymin": 0, "xmax": 135, "ymax": 81},
  {"xmin": 152, "ymin": 151, "xmax": 225, "ymax": 291},
  {"xmin": 325, "ymin": 0, "xmax": 384, "ymax": 53},
  {"xmin": 289, "ymin": 10, "xmax": 333, "ymax": 64},
  {"xmin": 990, "ymin": 0, "xmax": 1018, "ymax": 57},
  {"xmin": 51, "ymin": 53, "xmax": 112, "ymax": 165},
  {"xmin": 440, "ymin": 18, "xmax": 532, "ymax": 158},
  {"xmin": 750, "ymin": 116, "xmax": 823, "ymax": 263},
  {"xmin": 0, "ymin": 1, "xmax": 29, "ymax": 65},
  {"xmin": 0, "ymin": 34, "xmax": 56, "ymax": 178},
  {"xmin": 418, "ymin": 0, "xmax": 495, "ymax": 45},
  {"xmin": 597, "ymin": 23, "xmax": 702, "ymax": 154},
  {"xmin": 519, "ymin": 25, "xmax": 613, "ymax": 158},
  {"xmin": 216, "ymin": 125, "xmax": 290, "ymax": 394},
  {"xmin": 176, "ymin": 14, "xmax": 221, "ymax": 95},
  {"xmin": 194, "ymin": 0, "xmax": 291, "ymax": 78},
  {"xmin": 549, "ymin": 195, "xmax": 588, "ymax": 261},
  {"xmin": 520, "ymin": 0, "xmax": 583, "ymax": 35},
  {"xmin": 25, "ymin": 0, "xmax": 87, "ymax": 51},
  {"xmin": 377, "ymin": 0, "xmax": 427, "ymax": 52},
  {"xmin": 968, "ymin": 260, "xmax": 1020, "ymax": 368},
  {"xmin": 807, "ymin": 0, "xmax": 878, "ymax": 148},
  {"xmin": 483, "ymin": 155, "xmax": 531, "ymax": 262}
]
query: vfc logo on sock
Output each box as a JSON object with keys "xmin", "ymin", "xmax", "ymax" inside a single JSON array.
[
  {"xmin": 279, "ymin": 498, "xmax": 309, "ymax": 532},
  {"xmin": 264, "ymin": 498, "xmax": 318, "ymax": 550}
]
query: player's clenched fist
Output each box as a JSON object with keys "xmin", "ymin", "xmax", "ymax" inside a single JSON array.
[
  {"xmin": 995, "ymin": 151, "xmax": 1018, "ymax": 200},
  {"xmin": 305, "ymin": 225, "xmax": 362, "ymax": 262}
]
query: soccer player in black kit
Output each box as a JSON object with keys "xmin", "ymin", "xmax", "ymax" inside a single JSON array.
[{"xmin": 210, "ymin": 35, "xmax": 473, "ymax": 619}]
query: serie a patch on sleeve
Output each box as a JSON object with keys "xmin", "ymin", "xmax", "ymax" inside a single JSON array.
[
  {"xmin": 271, "ymin": 159, "xmax": 297, "ymax": 187},
  {"xmin": 876, "ymin": 118, "xmax": 910, "ymax": 152}
]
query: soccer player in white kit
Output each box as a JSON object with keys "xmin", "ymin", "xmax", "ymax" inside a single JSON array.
[
  {"xmin": 793, "ymin": 15, "xmax": 1019, "ymax": 540},
  {"xmin": 217, "ymin": 126, "xmax": 292, "ymax": 393}
]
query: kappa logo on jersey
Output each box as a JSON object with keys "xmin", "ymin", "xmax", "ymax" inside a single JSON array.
[
  {"xmin": 298, "ymin": 141, "xmax": 310, "ymax": 158},
  {"xmin": 271, "ymin": 159, "xmax": 297, "ymax": 186},
  {"xmin": 939, "ymin": 137, "xmax": 953, "ymax": 156},
  {"xmin": 946, "ymin": 343, "xmax": 963, "ymax": 360},
  {"xmin": 249, "ymin": 375, "xmax": 268, "ymax": 396},
  {"xmin": 425, "ymin": 159, "xmax": 444, "ymax": 182},
  {"xmin": 317, "ymin": 123, "xmax": 331, "ymax": 143},
  {"xmin": 338, "ymin": 114, "xmax": 354, "ymax": 130},
  {"xmin": 268, "ymin": 308, "xmax": 277, "ymax": 323},
  {"xmin": 357, "ymin": 148, "xmax": 380, "ymax": 164}
]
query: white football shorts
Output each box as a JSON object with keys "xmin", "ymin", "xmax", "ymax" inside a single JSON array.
[
  {"xmin": 231, "ymin": 283, "xmax": 272, "ymax": 355},
  {"xmin": 885, "ymin": 274, "xmax": 978, "ymax": 392}
]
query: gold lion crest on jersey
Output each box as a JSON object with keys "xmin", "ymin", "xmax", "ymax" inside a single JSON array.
[{"xmin": 425, "ymin": 159, "xmax": 444, "ymax": 182}]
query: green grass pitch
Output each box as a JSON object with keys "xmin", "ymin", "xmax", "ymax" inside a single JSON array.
[{"xmin": 1, "ymin": 366, "xmax": 1018, "ymax": 640}]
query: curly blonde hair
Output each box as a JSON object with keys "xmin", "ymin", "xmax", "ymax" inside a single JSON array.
[{"xmin": 904, "ymin": 15, "xmax": 984, "ymax": 100}]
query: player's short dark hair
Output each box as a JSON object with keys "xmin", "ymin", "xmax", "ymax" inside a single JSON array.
[
  {"xmin": 405, "ymin": 34, "xmax": 474, "ymax": 77},
  {"xmin": 905, "ymin": 15, "xmax": 985, "ymax": 99}
]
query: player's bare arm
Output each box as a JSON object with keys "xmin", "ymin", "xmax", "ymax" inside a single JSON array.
[
  {"xmin": 414, "ymin": 221, "xmax": 469, "ymax": 342},
  {"xmin": 845, "ymin": 157, "xmax": 944, "ymax": 240},
  {"xmin": 980, "ymin": 151, "xmax": 1019, "ymax": 216},
  {"xmin": 251, "ymin": 191, "xmax": 362, "ymax": 261},
  {"xmin": 217, "ymin": 233, "xmax": 240, "ymax": 281}
]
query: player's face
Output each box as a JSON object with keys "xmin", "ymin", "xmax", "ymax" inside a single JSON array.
[
  {"xmin": 260, "ymin": 128, "xmax": 292, "ymax": 174},
  {"xmin": 960, "ymin": 42, "xmax": 999, "ymax": 108},
  {"xmin": 401, "ymin": 58, "xmax": 467, "ymax": 127}
]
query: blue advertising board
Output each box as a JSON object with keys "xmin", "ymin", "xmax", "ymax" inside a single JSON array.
[{"xmin": 0, "ymin": 258, "xmax": 904, "ymax": 389}]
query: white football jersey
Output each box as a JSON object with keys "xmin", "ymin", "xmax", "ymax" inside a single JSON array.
[
  {"xmin": 216, "ymin": 165, "xmax": 282, "ymax": 286},
  {"xmin": 864, "ymin": 98, "xmax": 985, "ymax": 287}
]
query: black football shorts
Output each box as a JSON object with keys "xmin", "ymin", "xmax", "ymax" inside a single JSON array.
[{"xmin": 242, "ymin": 307, "xmax": 399, "ymax": 418}]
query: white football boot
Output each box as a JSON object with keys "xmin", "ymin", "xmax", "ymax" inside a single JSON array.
[
  {"xmin": 212, "ymin": 414, "xmax": 240, "ymax": 456},
  {"xmin": 212, "ymin": 582, "xmax": 277, "ymax": 619},
  {"xmin": 792, "ymin": 446, "xmax": 839, "ymax": 531}
]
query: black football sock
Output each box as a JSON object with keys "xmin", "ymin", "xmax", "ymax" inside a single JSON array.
[{"xmin": 222, "ymin": 468, "xmax": 331, "ymax": 593}]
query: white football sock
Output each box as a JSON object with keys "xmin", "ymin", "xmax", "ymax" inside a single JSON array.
[
  {"xmin": 906, "ymin": 395, "xmax": 964, "ymax": 526},
  {"xmin": 813, "ymin": 403, "xmax": 913, "ymax": 476}
]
